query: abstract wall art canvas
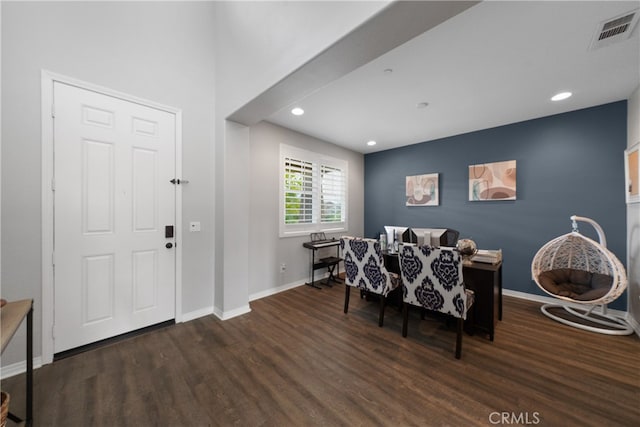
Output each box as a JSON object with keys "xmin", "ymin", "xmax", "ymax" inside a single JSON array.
[
  {"xmin": 406, "ymin": 173, "xmax": 439, "ymax": 206},
  {"xmin": 469, "ymin": 160, "xmax": 516, "ymax": 201},
  {"xmin": 625, "ymin": 142, "xmax": 639, "ymax": 204}
]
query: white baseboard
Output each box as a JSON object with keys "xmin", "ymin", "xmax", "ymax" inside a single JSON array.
[
  {"xmin": 205, "ymin": 274, "xmax": 322, "ymax": 320},
  {"xmin": 249, "ymin": 271, "xmax": 332, "ymax": 302},
  {"xmin": 212, "ymin": 304, "xmax": 252, "ymax": 321},
  {"xmin": 181, "ymin": 306, "xmax": 214, "ymax": 322},
  {"xmin": 249, "ymin": 280, "xmax": 306, "ymax": 302},
  {"xmin": 183, "ymin": 303, "xmax": 254, "ymax": 322},
  {"xmin": 0, "ymin": 356, "xmax": 42, "ymax": 380},
  {"xmin": 503, "ymin": 289, "xmax": 628, "ymax": 318}
]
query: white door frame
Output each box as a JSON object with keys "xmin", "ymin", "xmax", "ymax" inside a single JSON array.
[{"xmin": 41, "ymin": 70, "xmax": 183, "ymax": 365}]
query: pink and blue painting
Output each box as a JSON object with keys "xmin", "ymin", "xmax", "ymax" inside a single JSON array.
[
  {"xmin": 469, "ymin": 160, "xmax": 516, "ymax": 201},
  {"xmin": 406, "ymin": 173, "xmax": 439, "ymax": 206}
]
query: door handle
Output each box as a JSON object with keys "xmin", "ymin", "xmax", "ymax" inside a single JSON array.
[{"xmin": 166, "ymin": 242, "xmax": 173, "ymax": 249}]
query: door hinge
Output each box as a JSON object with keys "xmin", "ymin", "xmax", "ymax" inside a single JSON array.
[
  {"xmin": 52, "ymin": 251, "xmax": 55, "ymax": 267},
  {"xmin": 51, "ymin": 178, "xmax": 55, "ymax": 192},
  {"xmin": 51, "ymin": 104, "xmax": 56, "ymax": 118},
  {"xmin": 52, "ymin": 325, "xmax": 55, "ymax": 339}
]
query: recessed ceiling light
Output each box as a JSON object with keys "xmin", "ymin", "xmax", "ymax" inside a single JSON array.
[
  {"xmin": 417, "ymin": 102, "xmax": 429, "ymax": 109},
  {"xmin": 367, "ymin": 140, "xmax": 377, "ymax": 146},
  {"xmin": 551, "ymin": 92, "xmax": 572, "ymax": 101},
  {"xmin": 291, "ymin": 107, "xmax": 304, "ymax": 116},
  {"xmin": 383, "ymin": 68, "xmax": 393, "ymax": 74}
]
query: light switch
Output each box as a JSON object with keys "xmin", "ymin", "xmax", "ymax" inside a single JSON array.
[{"xmin": 189, "ymin": 221, "xmax": 201, "ymax": 232}]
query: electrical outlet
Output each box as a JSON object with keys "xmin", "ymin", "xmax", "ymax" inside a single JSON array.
[{"xmin": 280, "ymin": 263, "xmax": 286, "ymax": 273}]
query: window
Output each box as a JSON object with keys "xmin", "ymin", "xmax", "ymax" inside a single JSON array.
[{"xmin": 280, "ymin": 144, "xmax": 347, "ymax": 237}]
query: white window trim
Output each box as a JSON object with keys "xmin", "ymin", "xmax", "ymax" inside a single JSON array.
[{"xmin": 279, "ymin": 144, "xmax": 348, "ymax": 238}]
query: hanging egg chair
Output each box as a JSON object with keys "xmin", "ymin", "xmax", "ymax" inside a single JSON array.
[{"xmin": 531, "ymin": 215, "xmax": 631, "ymax": 335}]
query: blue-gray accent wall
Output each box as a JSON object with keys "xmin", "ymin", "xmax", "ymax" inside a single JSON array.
[{"xmin": 364, "ymin": 101, "xmax": 628, "ymax": 310}]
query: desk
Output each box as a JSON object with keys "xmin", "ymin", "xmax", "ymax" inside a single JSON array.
[
  {"xmin": 1, "ymin": 299, "xmax": 33, "ymax": 427},
  {"xmin": 463, "ymin": 261, "xmax": 502, "ymax": 341},
  {"xmin": 382, "ymin": 251, "xmax": 502, "ymax": 341},
  {"xmin": 302, "ymin": 239, "xmax": 342, "ymax": 289}
]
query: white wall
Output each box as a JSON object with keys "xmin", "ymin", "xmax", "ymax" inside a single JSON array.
[
  {"xmin": 627, "ymin": 85, "xmax": 640, "ymax": 333},
  {"xmin": 219, "ymin": 120, "xmax": 251, "ymax": 319},
  {"xmin": 0, "ymin": 1, "xmax": 3, "ymax": 305},
  {"xmin": 0, "ymin": 0, "xmax": 422, "ymax": 369},
  {"xmin": 248, "ymin": 122, "xmax": 364, "ymax": 299},
  {"xmin": 212, "ymin": 1, "xmax": 389, "ymax": 316},
  {"xmin": 1, "ymin": 1, "xmax": 216, "ymax": 365}
]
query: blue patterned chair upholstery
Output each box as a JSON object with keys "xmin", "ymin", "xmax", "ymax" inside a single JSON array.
[
  {"xmin": 398, "ymin": 244, "xmax": 474, "ymax": 359},
  {"xmin": 340, "ymin": 236, "xmax": 402, "ymax": 327}
]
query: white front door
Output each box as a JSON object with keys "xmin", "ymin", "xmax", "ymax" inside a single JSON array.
[{"xmin": 53, "ymin": 82, "xmax": 176, "ymax": 353}]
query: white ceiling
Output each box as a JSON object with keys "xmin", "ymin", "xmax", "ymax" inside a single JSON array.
[{"xmin": 267, "ymin": 1, "xmax": 640, "ymax": 154}]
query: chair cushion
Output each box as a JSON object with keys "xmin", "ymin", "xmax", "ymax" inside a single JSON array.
[{"xmin": 538, "ymin": 268, "xmax": 613, "ymax": 301}]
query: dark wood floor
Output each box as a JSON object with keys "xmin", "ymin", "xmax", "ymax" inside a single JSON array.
[{"xmin": 2, "ymin": 282, "xmax": 639, "ymax": 426}]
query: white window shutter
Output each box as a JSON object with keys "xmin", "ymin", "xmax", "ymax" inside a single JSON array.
[{"xmin": 280, "ymin": 144, "xmax": 348, "ymax": 237}]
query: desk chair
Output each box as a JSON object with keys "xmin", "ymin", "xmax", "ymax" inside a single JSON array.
[
  {"xmin": 444, "ymin": 229, "xmax": 460, "ymax": 247},
  {"xmin": 310, "ymin": 232, "xmax": 342, "ymax": 286},
  {"xmin": 398, "ymin": 244, "xmax": 474, "ymax": 359}
]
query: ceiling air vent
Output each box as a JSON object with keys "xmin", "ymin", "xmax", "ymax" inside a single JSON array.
[{"xmin": 590, "ymin": 9, "xmax": 639, "ymax": 50}]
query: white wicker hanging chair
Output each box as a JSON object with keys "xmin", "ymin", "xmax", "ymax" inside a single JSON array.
[{"xmin": 531, "ymin": 215, "xmax": 631, "ymax": 335}]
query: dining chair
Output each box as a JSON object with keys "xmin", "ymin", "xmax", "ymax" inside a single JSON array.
[
  {"xmin": 340, "ymin": 236, "xmax": 401, "ymax": 326},
  {"xmin": 398, "ymin": 244, "xmax": 474, "ymax": 359}
]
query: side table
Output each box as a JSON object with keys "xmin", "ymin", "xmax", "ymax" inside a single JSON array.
[{"xmin": 1, "ymin": 299, "xmax": 33, "ymax": 427}]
